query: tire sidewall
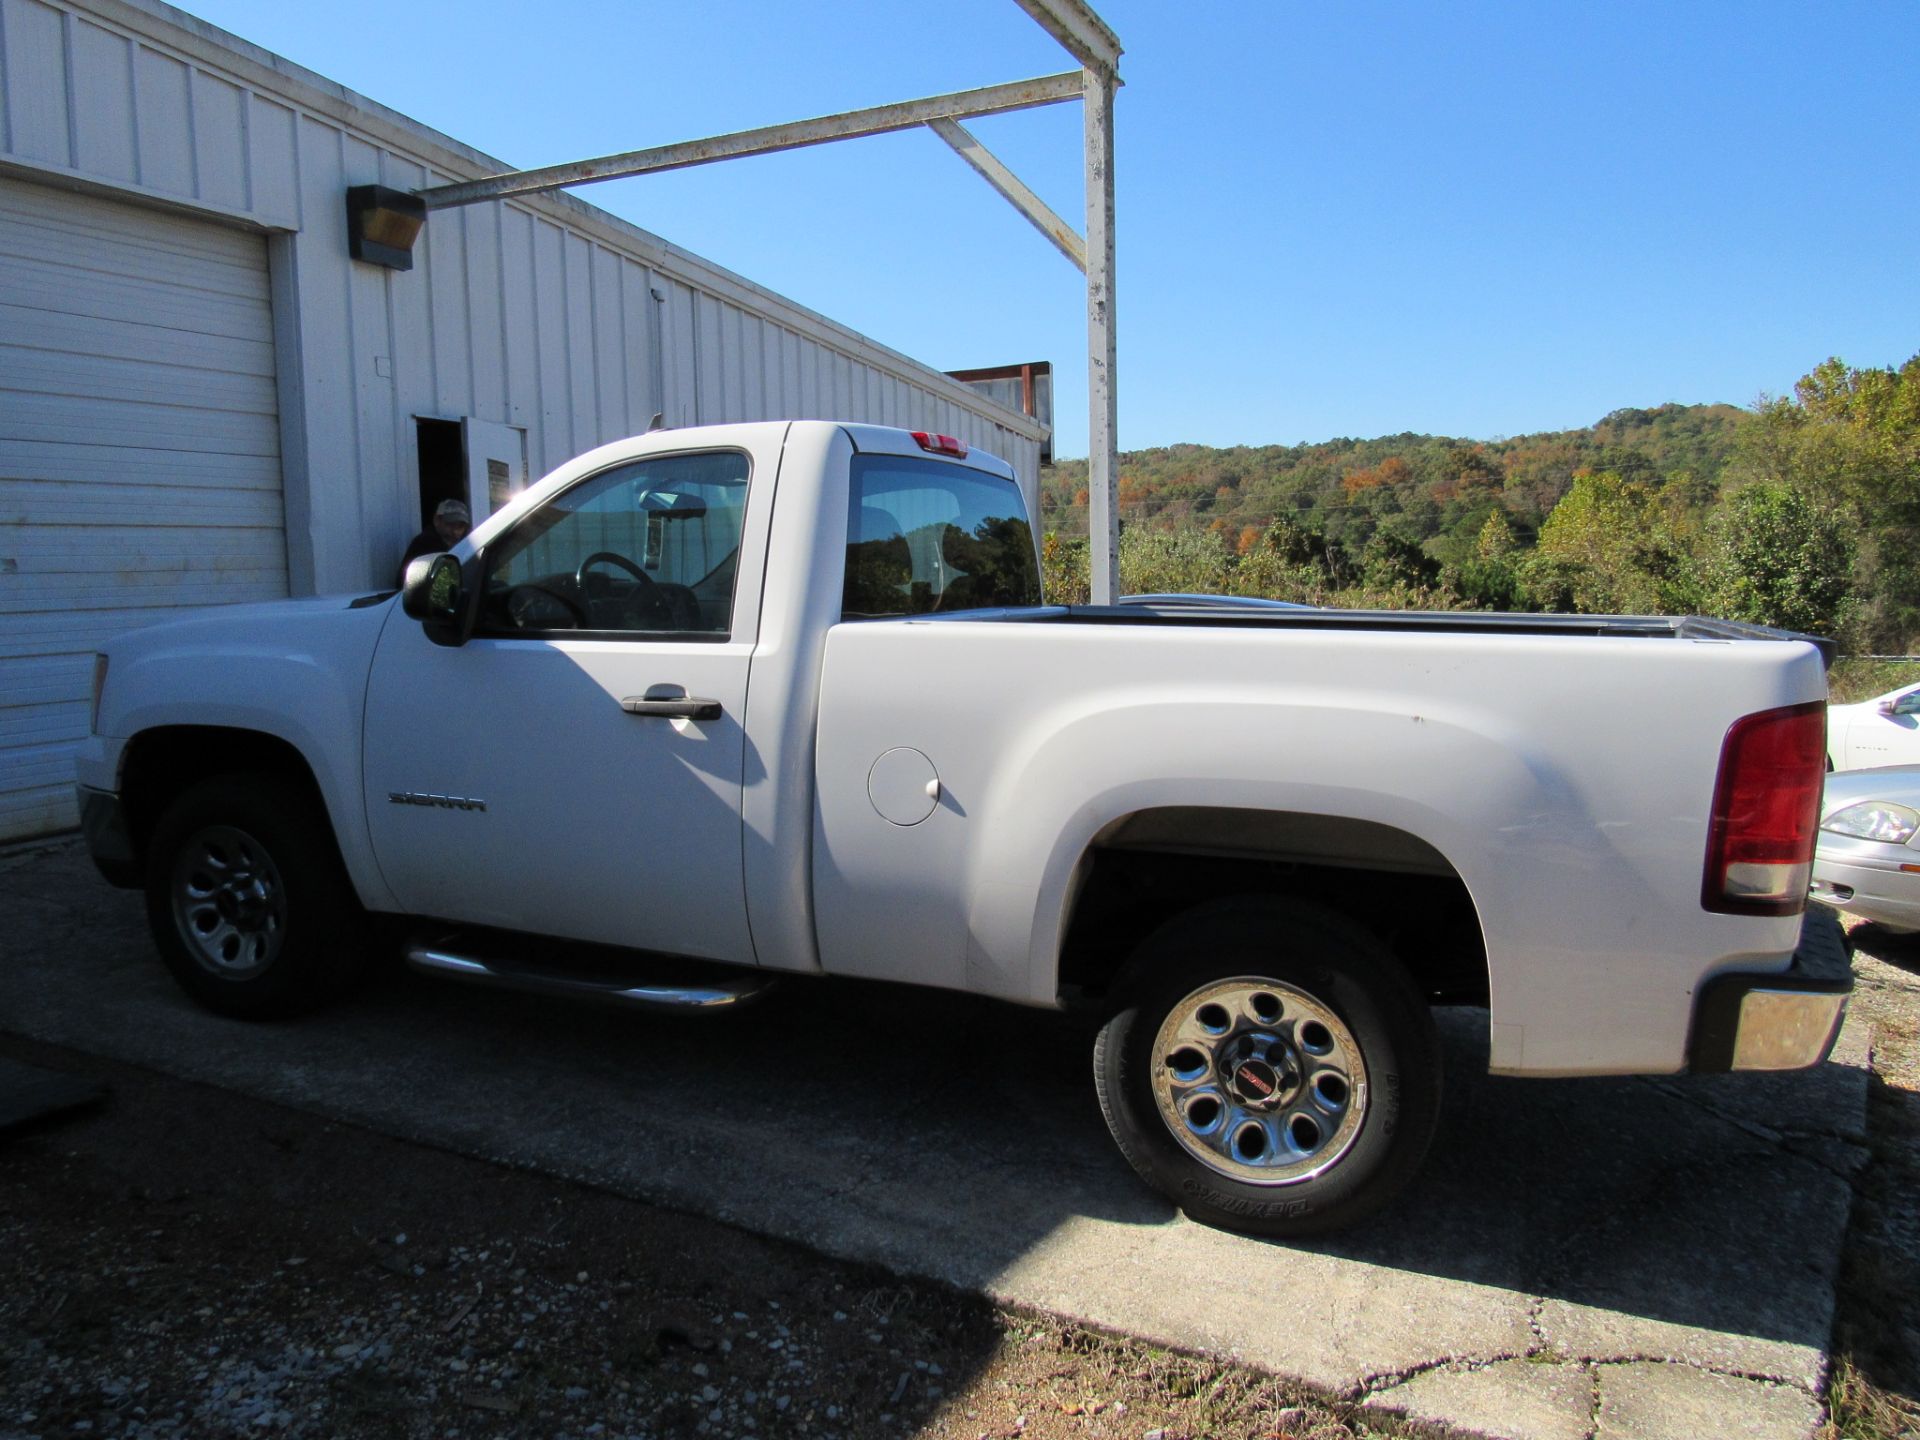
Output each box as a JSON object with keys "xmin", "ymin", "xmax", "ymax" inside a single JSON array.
[
  {"xmin": 144, "ymin": 775, "xmax": 365, "ymax": 1019},
  {"xmin": 1096, "ymin": 898, "xmax": 1440, "ymax": 1236}
]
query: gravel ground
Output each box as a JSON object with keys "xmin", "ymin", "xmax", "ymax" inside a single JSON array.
[{"xmin": 0, "ymin": 1034, "xmax": 1444, "ymax": 1440}]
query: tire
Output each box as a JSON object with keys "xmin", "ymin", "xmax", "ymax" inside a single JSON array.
[
  {"xmin": 1094, "ymin": 896, "xmax": 1442, "ymax": 1237},
  {"xmin": 143, "ymin": 773, "xmax": 371, "ymax": 1020}
]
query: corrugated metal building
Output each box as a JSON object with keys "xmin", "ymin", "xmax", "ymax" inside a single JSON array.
[{"xmin": 0, "ymin": 0, "xmax": 1049, "ymax": 841}]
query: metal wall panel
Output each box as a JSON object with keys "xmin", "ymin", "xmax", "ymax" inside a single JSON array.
[
  {"xmin": 0, "ymin": 0, "xmax": 1045, "ymax": 841},
  {"xmin": 0, "ymin": 174, "xmax": 283, "ymax": 838}
]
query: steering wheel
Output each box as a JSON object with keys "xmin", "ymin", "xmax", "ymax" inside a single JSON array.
[
  {"xmin": 568, "ymin": 552, "xmax": 660, "ymax": 599},
  {"xmin": 577, "ymin": 550, "xmax": 666, "ymax": 625},
  {"xmin": 505, "ymin": 582, "xmax": 589, "ymax": 629}
]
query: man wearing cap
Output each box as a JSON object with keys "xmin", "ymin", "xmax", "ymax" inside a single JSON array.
[{"xmin": 397, "ymin": 499, "xmax": 472, "ymax": 588}]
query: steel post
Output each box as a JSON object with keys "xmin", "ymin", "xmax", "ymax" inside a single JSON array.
[{"xmin": 1084, "ymin": 67, "xmax": 1119, "ymax": 605}]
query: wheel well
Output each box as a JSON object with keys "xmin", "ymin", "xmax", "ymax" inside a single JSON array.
[
  {"xmin": 119, "ymin": 727, "xmax": 325, "ymax": 865},
  {"xmin": 1056, "ymin": 807, "xmax": 1489, "ymax": 1009}
]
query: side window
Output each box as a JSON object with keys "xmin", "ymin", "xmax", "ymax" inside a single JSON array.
[
  {"xmin": 481, "ymin": 451, "xmax": 749, "ymax": 636},
  {"xmin": 842, "ymin": 455, "xmax": 1040, "ymax": 619}
]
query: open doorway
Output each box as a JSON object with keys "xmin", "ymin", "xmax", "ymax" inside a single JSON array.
[
  {"xmin": 414, "ymin": 417, "xmax": 466, "ymax": 531},
  {"xmin": 414, "ymin": 416, "xmax": 530, "ymax": 534}
]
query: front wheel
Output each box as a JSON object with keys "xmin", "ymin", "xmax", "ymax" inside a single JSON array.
[
  {"xmin": 1094, "ymin": 897, "xmax": 1441, "ymax": 1237},
  {"xmin": 144, "ymin": 774, "xmax": 370, "ymax": 1019}
]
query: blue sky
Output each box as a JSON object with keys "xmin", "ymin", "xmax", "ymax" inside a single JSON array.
[{"xmin": 186, "ymin": 0, "xmax": 1918, "ymax": 458}]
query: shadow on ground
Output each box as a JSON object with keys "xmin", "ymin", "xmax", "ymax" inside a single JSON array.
[{"xmin": 0, "ymin": 839, "xmax": 1863, "ymax": 1421}]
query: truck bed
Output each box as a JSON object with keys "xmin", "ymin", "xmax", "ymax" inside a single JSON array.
[{"xmin": 961, "ymin": 601, "xmax": 1835, "ymax": 667}]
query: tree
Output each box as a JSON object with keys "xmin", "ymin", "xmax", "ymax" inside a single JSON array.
[
  {"xmin": 1476, "ymin": 510, "xmax": 1517, "ymax": 560},
  {"xmin": 1696, "ymin": 482, "xmax": 1854, "ymax": 637},
  {"xmin": 1120, "ymin": 528, "xmax": 1229, "ymax": 596},
  {"xmin": 1521, "ymin": 469, "xmax": 1695, "ymax": 614},
  {"xmin": 1262, "ymin": 516, "xmax": 1358, "ymax": 588},
  {"xmin": 1726, "ymin": 353, "xmax": 1919, "ymax": 646},
  {"xmin": 1040, "ymin": 533, "xmax": 1090, "ymax": 605},
  {"xmin": 1361, "ymin": 530, "xmax": 1439, "ymax": 592}
]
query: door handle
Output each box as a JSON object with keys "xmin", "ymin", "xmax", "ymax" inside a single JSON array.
[{"xmin": 621, "ymin": 695, "xmax": 722, "ymax": 721}]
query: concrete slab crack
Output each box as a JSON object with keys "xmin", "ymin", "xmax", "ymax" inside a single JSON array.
[
  {"xmin": 1354, "ymin": 1350, "xmax": 1531, "ymax": 1398},
  {"xmin": 1586, "ymin": 1354, "xmax": 1816, "ymax": 1398},
  {"xmin": 1637, "ymin": 1076, "xmax": 1867, "ymax": 1156}
]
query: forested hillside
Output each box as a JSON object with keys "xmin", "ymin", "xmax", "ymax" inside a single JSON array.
[{"xmin": 1038, "ymin": 352, "xmax": 1920, "ymax": 654}]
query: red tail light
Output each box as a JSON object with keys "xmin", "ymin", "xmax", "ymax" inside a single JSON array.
[
  {"xmin": 911, "ymin": 431, "xmax": 968, "ymax": 459},
  {"xmin": 1701, "ymin": 701, "xmax": 1826, "ymax": 915}
]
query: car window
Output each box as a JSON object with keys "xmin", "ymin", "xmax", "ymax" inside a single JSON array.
[
  {"xmin": 842, "ymin": 454, "xmax": 1040, "ymax": 619},
  {"xmin": 481, "ymin": 451, "xmax": 749, "ymax": 637}
]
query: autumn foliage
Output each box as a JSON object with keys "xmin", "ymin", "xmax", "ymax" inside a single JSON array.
[{"xmin": 1036, "ymin": 355, "xmax": 1920, "ymax": 647}]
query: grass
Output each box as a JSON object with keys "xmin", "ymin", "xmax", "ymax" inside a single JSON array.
[
  {"xmin": 1821, "ymin": 1355, "xmax": 1920, "ymax": 1439},
  {"xmin": 1828, "ymin": 659, "xmax": 1920, "ymax": 705}
]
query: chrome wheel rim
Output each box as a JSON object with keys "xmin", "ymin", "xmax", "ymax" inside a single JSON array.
[
  {"xmin": 1150, "ymin": 977, "xmax": 1368, "ymax": 1185},
  {"xmin": 169, "ymin": 825, "xmax": 286, "ymax": 979}
]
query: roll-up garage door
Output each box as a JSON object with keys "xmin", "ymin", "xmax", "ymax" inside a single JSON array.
[{"xmin": 0, "ymin": 177, "xmax": 285, "ymax": 841}]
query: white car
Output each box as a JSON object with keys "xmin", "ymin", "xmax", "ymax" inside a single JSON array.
[
  {"xmin": 1827, "ymin": 682, "xmax": 1920, "ymax": 771},
  {"xmin": 1811, "ymin": 765, "xmax": 1920, "ymax": 932}
]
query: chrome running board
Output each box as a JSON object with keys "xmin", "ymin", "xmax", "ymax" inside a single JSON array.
[{"xmin": 405, "ymin": 944, "xmax": 775, "ymax": 1012}]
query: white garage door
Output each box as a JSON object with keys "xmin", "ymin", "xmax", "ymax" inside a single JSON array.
[{"xmin": 0, "ymin": 177, "xmax": 285, "ymax": 841}]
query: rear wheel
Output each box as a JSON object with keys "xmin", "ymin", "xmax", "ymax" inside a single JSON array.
[
  {"xmin": 144, "ymin": 774, "xmax": 370, "ymax": 1019},
  {"xmin": 1094, "ymin": 897, "xmax": 1441, "ymax": 1237}
]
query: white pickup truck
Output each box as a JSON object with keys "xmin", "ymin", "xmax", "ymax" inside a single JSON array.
[{"xmin": 73, "ymin": 420, "xmax": 1853, "ymax": 1236}]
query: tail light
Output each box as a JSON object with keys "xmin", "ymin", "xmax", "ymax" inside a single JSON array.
[
  {"xmin": 911, "ymin": 431, "xmax": 968, "ymax": 459},
  {"xmin": 1701, "ymin": 701, "xmax": 1826, "ymax": 915}
]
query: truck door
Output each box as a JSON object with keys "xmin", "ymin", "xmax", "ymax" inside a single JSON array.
[{"xmin": 363, "ymin": 442, "xmax": 771, "ymax": 964}]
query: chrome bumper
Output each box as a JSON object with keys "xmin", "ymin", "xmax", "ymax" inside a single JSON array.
[{"xmin": 1690, "ymin": 907, "xmax": 1853, "ymax": 1073}]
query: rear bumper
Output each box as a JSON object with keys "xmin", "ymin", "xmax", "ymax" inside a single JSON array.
[
  {"xmin": 1689, "ymin": 907, "xmax": 1853, "ymax": 1072},
  {"xmin": 75, "ymin": 784, "xmax": 140, "ymax": 889}
]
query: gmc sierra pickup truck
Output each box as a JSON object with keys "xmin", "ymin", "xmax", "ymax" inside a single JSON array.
[{"xmin": 72, "ymin": 420, "xmax": 1853, "ymax": 1236}]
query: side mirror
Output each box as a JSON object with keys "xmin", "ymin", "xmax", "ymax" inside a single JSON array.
[
  {"xmin": 1882, "ymin": 693, "xmax": 1920, "ymax": 718},
  {"xmin": 401, "ymin": 552, "xmax": 473, "ymax": 646}
]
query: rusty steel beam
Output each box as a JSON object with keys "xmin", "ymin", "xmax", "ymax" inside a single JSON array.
[
  {"xmin": 1011, "ymin": 0, "xmax": 1123, "ymax": 74},
  {"xmin": 416, "ymin": 72, "xmax": 1086, "ymax": 210},
  {"xmin": 926, "ymin": 117, "xmax": 1086, "ymax": 272}
]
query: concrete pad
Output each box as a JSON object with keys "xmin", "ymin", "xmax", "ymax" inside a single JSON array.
[
  {"xmin": 1531, "ymin": 1143, "xmax": 1856, "ymax": 1390},
  {"xmin": 1595, "ymin": 1362, "xmax": 1822, "ymax": 1440},
  {"xmin": 1364, "ymin": 1357, "xmax": 1594, "ymax": 1440},
  {"xmin": 0, "ymin": 842, "xmax": 1867, "ymax": 1438}
]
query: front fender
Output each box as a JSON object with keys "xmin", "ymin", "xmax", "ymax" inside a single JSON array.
[{"xmin": 96, "ymin": 597, "xmax": 400, "ymax": 911}]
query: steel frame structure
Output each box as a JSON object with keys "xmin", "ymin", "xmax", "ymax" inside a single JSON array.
[{"xmin": 400, "ymin": 1, "xmax": 1124, "ymax": 602}]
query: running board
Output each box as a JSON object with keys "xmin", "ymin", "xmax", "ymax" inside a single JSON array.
[{"xmin": 405, "ymin": 944, "xmax": 776, "ymax": 1012}]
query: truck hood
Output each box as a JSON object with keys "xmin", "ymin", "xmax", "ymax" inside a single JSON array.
[
  {"xmin": 101, "ymin": 591, "xmax": 397, "ymax": 660},
  {"xmin": 94, "ymin": 591, "xmax": 401, "ymax": 743}
]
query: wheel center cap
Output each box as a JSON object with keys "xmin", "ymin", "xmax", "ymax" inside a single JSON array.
[
  {"xmin": 1227, "ymin": 1056, "xmax": 1286, "ymax": 1108},
  {"xmin": 219, "ymin": 877, "xmax": 267, "ymax": 928}
]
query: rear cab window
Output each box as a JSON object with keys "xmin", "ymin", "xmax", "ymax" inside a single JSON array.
[{"xmin": 841, "ymin": 454, "xmax": 1040, "ymax": 619}]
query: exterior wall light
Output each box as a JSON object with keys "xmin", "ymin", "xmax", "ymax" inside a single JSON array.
[{"xmin": 345, "ymin": 184, "xmax": 426, "ymax": 270}]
